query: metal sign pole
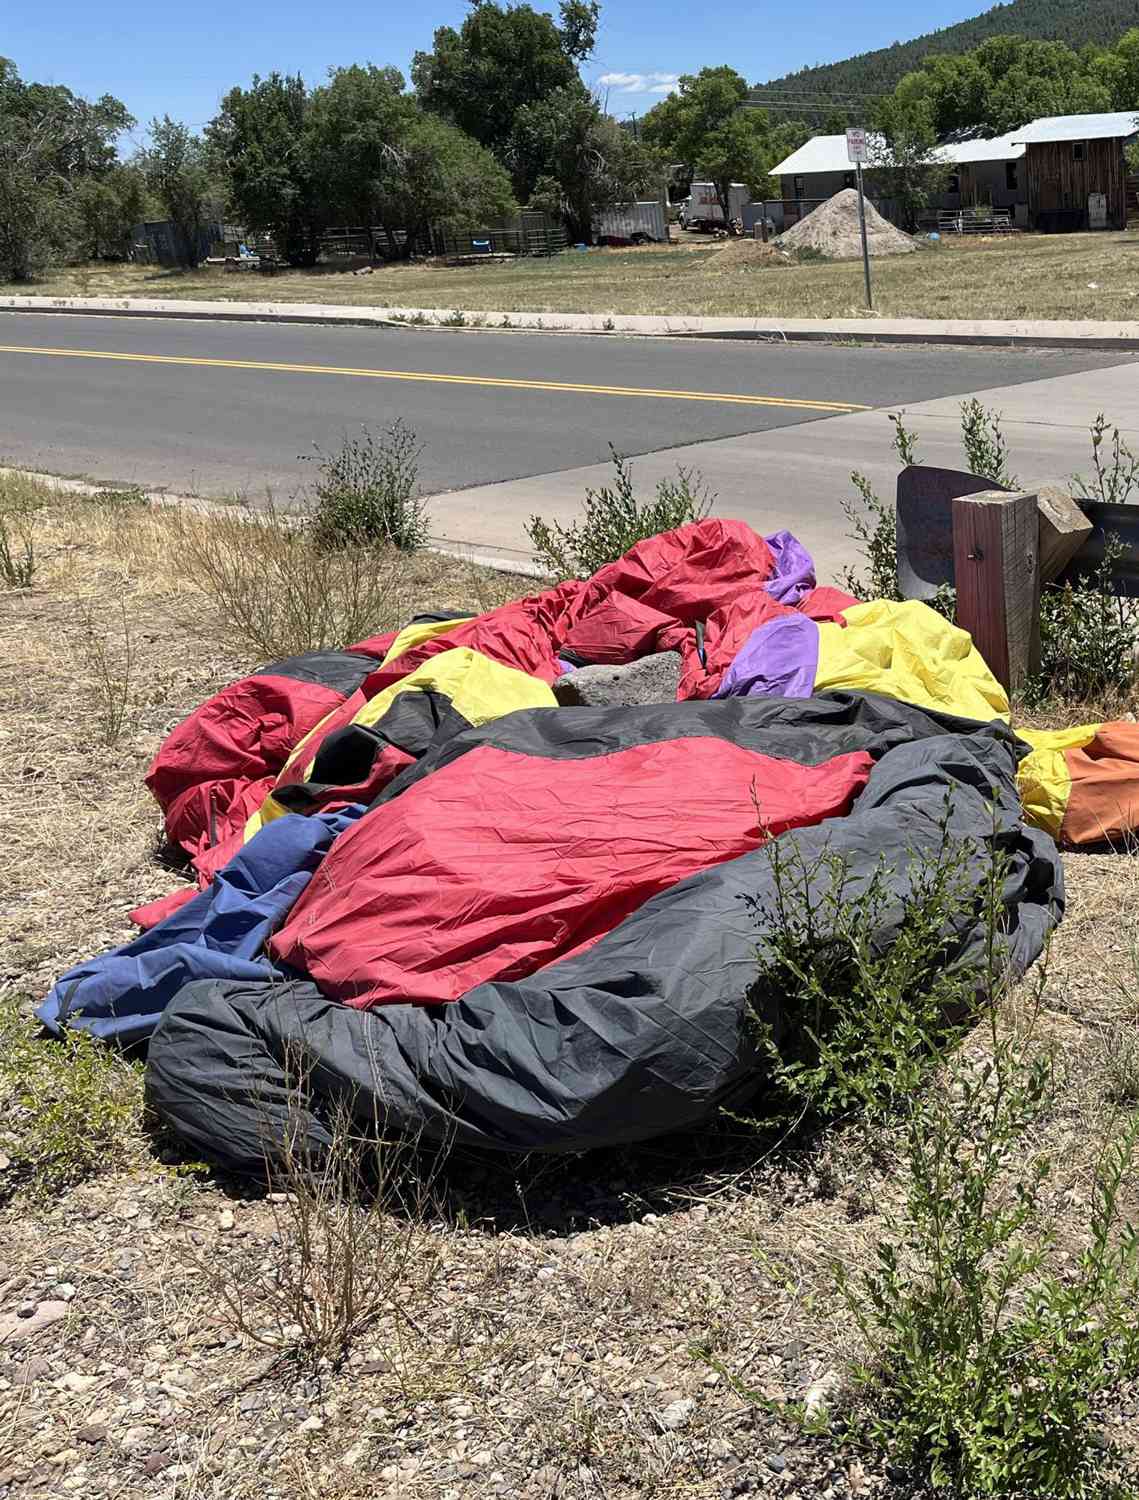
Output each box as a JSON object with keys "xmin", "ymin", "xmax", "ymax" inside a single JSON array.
[{"xmin": 855, "ymin": 160, "xmax": 873, "ymax": 310}]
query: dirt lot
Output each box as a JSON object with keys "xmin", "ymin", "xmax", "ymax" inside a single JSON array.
[
  {"xmin": 2, "ymin": 487, "xmax": 1139, "ymax": 1499},
  {"xmin": 6, "ymin": 232, "xmax": 1139, "ymax": 322}
]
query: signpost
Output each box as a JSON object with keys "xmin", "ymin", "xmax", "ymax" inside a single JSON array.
[{"xmin": 846, "ymin": 127, "xmax": 873, "ymax": 310}]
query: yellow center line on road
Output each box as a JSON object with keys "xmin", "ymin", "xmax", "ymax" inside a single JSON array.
[{"xmin": 0, "ymin": 342, "xmax": 870, "ymax": 413}]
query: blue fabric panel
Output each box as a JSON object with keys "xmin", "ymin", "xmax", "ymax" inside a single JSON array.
[{"xmin": 37, "ymin": 806, "xmax": 364, "ymax": 1045}]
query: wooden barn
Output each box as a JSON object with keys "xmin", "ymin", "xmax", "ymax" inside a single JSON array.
[{"xmin": 1013, "ymin": 111, "xmax": 1139, "ymax": 231}]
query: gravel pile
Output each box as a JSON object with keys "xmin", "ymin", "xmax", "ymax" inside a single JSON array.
[{"xmin": 776, "ymin": 189, "xmax": 917, "ymax": 259}]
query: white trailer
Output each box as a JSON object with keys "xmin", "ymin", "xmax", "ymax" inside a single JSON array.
[
  {"xmin": 679, "ymin": 182, "xmax": 750, "ymax": 230},
  {"xmin": 594, "ymin": 200, "xmax": 668, "ymax": 243}
]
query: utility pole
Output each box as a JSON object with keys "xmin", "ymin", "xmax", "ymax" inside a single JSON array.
[{"xmin": 846, "ymin": 128, "xmax": 873, "ymax": 311}]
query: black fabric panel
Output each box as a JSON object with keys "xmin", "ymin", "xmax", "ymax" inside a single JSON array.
[
  {"xmin": 258, "ymin": 650, "xmax": 378, "ymax": 695},
  {"xmin": 147, "ymin": 726, "xmax": 1063, "ymax": 1175},
  {"xmin": 272, "ymin": 692, "xmax": 473, "ymax": 815},
  {"xmin": 403, "ymin": 610, "xmax": 474, "ymax": 627},
  {"xmin": 377, "ymin": 690, "xmax": 1015, "ymax": 808}
]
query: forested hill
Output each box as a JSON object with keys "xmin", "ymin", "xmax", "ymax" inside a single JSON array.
[{"xmin": 755, "ymin": 0, "xmax": 1139, "ymax": 106}]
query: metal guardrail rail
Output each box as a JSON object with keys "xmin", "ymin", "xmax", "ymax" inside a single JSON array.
[{"xmin": 1060, "ymin": 500, "xmax": 1139, "ymax": 597}]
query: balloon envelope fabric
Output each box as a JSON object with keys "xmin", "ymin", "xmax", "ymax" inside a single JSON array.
[{"xmin": 39, "ymin": 518, "xmax": 1139, "ymax": 1173}]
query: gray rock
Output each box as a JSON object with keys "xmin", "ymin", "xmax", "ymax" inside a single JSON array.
[
  {"xmin": 658, "ymin": 1397, "xmax": 696, "ymax": 1431},
  {"xmin": 553, "ymin": 651, "xmax": 681, "ymax": 708}
]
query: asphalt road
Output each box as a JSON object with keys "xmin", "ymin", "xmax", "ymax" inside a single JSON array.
[{"xmin": 0, "ymin": 312, "xmax": 1129, "ymax": 507}]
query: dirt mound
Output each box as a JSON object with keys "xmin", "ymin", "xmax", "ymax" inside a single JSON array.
[
  {"xmin": 699, "ymin": 239, "xmax": 790, "ymax": 272},
  {"xmin": 776, "ymin": 188, "xmax": 917, "ymax": 259}
]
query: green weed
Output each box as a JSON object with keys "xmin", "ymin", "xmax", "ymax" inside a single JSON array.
[
  {"xmin": 0, "ymin": 1000, "xmax": 143, "ymax": 1200},
  {"xmin": 306, "ymin": 419, "xmax": 429, "ymax": 553},
  {"xmin": 526, "ymin": 447, "xmax": 714, "ymax": 579}
]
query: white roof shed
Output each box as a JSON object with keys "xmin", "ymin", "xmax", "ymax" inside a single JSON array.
[{"xmin": 770, "ymin": 131, "xmax": 1026, "ymax": 178}]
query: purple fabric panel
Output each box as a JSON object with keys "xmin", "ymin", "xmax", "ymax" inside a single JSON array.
[
  {"xmin": 714, "ymin": 614, "xmax": 820, "ymax": 701},
  {"xmin": 762, "ymin": 531, "xmax": 816, "ymax": 605}
]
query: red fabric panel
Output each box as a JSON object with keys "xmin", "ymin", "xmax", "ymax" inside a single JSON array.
[
  {"xmin": 270, "ymin": 739, "xmax": 873, "ymax": 1009},
  {"xmin": 800, "ymin": 586, "xmax": 859, "ymax": 623},
  {"xmin": 130, "ymin": 887, "xmax": 197, "ymax": 931},
  {"xmin": 360, "ymin": 520, "xmax": 777, "ymax": 698},
  {"xmin": 146, "ymin": 675, "xmax": 346, "ymax": 846},
  {"xmin": 559, "ymin": 593, "xmax": 674, "ymax": 665},
  {"xmin": 338, "ymin": 627, "xmax": 399, "ymax": 661}
]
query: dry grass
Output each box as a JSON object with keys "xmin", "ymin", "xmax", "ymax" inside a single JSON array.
[
  {"xmin": 2, "ymin": 485, "xmax": 1139, "ymax": 1496},
  {"xmin": 7, "ymin": 232, "xmax": 1139, "ymax": 320}
]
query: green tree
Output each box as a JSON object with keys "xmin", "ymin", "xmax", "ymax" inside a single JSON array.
[
  {"xmin": 306, "ymin": 66, "xmax": 514, "ymax": 257},
  {"xmin": 514, "ymin": 87, "xmax": 659, "ymax": 239},
  {"xmin": 869, "ymin": 85, "xmax": 950, "ymax": 230},
  {"xmin": 73, "ymin": 165, "xmax": 151, "ymax": 260},
  {"xmin": 0, "ymin": 58, "xmax": 133, "ymax": 281},
  {"xmin": 139, "ymin": 118, "xmax": 214, "ymax": 268},
  {"xmin": 208, "ymin": 73, "xmax": 323, "ymax": 266},
  {"xmin": 643, "ymin": 67, "xmax": 796, "ymax": 216},
  {"xmin": 412, "ymin": 0, "xmax": 599, "ymax": 166}
]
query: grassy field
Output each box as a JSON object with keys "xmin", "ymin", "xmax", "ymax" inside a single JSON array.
[
  {"xmin": 6, "ymin": 232, "xmax": 1139, "ymax": 320},
  {"xmin": 2, "ymin": 475, "xmax": 1139, "ymax": 1497}
]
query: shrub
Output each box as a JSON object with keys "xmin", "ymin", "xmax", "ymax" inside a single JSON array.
[
  {"xmin": 526, "ymin": 447, "xmax": 714, "ymax": 579},
  {"xmin": 838, "ymin": 1016, "xmax": 1139, "ymax": 1498},
  {"xmin": 1071, "ymin": 413, "xmax": 1139, "ymax": 506},
  {"xmin": 961, "ymin": 398, "xmax": 1017, "ymax": 488},
  {"xmin": 306, "ymin": 420, "xmax": 429, "ymax": 552},
  {"xmin": 173, "ymin": 502, "xmax": 408, "ymax": 661},
  {"xmin": 840, "ymin": 413, "xmax": 923, "ymax": 604},
  {"xmin": 75, "ymin": 598, "xmax": 135, "ymax": 746},
  {"xmin": 839, "ymin": 472, "xmax": 900, "ymax": 603},
  {"xmin": 0, "ymin": 999, "xmax": 143, "ymax": 1200},
  {"xmin": 726, "ymin": 819, "xmax": 1139, "ymax": 1497},
  {"xmin": 0, "ymin": 472, "xmax": 42, "ymax": 587},
  {"xmin": 744, "ymin": 793, "xmax": 985, "ymax": 1124},
  {"xmin": 1029, "ymin": 536, "xmax": 1138, "ymax": 706},
  {"xmin": 200, "ymin": 1073, "xmax": 445, "ymax": 1373}
]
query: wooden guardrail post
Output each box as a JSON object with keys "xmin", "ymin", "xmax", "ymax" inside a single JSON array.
[{"xmin": 952, "ymin": 490, "xmax": 1040, "ymax": 695}]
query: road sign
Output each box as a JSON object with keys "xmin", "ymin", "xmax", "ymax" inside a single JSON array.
[{"xmin": 846, "ymin": 128, "xmax": 867, "ymax": 163}]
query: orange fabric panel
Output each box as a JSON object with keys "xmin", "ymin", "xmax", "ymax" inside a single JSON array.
[{"xmin": 1060, "ymin": 722, "xmax": 1139, "ymax": 847}]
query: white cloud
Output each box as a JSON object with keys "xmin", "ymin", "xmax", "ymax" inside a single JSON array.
[{"xmin": 597, "ymin": 70, "xmax": 679, "ymax": 97}]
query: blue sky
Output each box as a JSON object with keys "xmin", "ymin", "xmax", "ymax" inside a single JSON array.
[{"xmin": 6, "ymin": 0, "xmax": 989, "ymax": 148}]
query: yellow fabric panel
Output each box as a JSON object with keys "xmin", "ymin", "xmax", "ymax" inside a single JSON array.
[
  {"xmin": 1015, "ymin": 724, "xmax": 1099, "ymax": 839},
  {"xmin": 247, "ymin": 647, "xmax": 555, "ymax": 837},
  {"xmin": 380, "ymin": 616, "xmax": 474, "ymax": 669},
  {"xmin": 352, "ymin": 647, "xmax": 555, "ymax": 730},
  {"xmin": 816, "ymin": 600, "xmax": 1010, "ymax": 724}
]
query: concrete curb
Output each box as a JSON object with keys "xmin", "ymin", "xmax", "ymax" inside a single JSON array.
[{"xmin": 5, "ymin": 295, "xmax": 1139, "ymax": 351}]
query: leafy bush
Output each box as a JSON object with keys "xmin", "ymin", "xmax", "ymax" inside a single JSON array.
[
  {"xmin": 526, "ymin": 447, "xmax": 714, "ymax": 579},
  {"xmin": 0, "ymin": 472, "xmax": 42, "ymax": 587},
  {"xmin": 745, "ymin": 794, "xmax": 983, "ymax": 1123},
  {"xmin": 731, "ymin": 816, "xmax": 1139, "ymax": 1497},
  {"xmin": 1029, "ymin": 536, "xmax": 1139, "ymax": 706},
  {"xmin": 839, "ymin": 1018, "xmax": 1139, "ymax": 1498},
  {"xmin": 961, "ymin": 398, "xmax": 1017, "ymax": 489},
  {"xmin": 840, "ymin": 414, "xmax": 925, "ymax": 604},
  {"xmin": 839, "ymin": 472, "xmax": 901, "ymax": 603},
  {"xmin": 1071, "ymin": 413, "xmax": 1139, "ymax": 505},
  {"xmin": 0, "ymin": 1000, "xmax": 143, "ymax": 1200},
  {"xmin": 173, "ymin": 502, "xmax": 408, "ymax": 661},
  {"xmin": 0, "ymin": 510, "xmax": 34, "ymax": 587},
  {"xmin": 306, "ymin": 420, "xmax": 429, "ymax": 552}
]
